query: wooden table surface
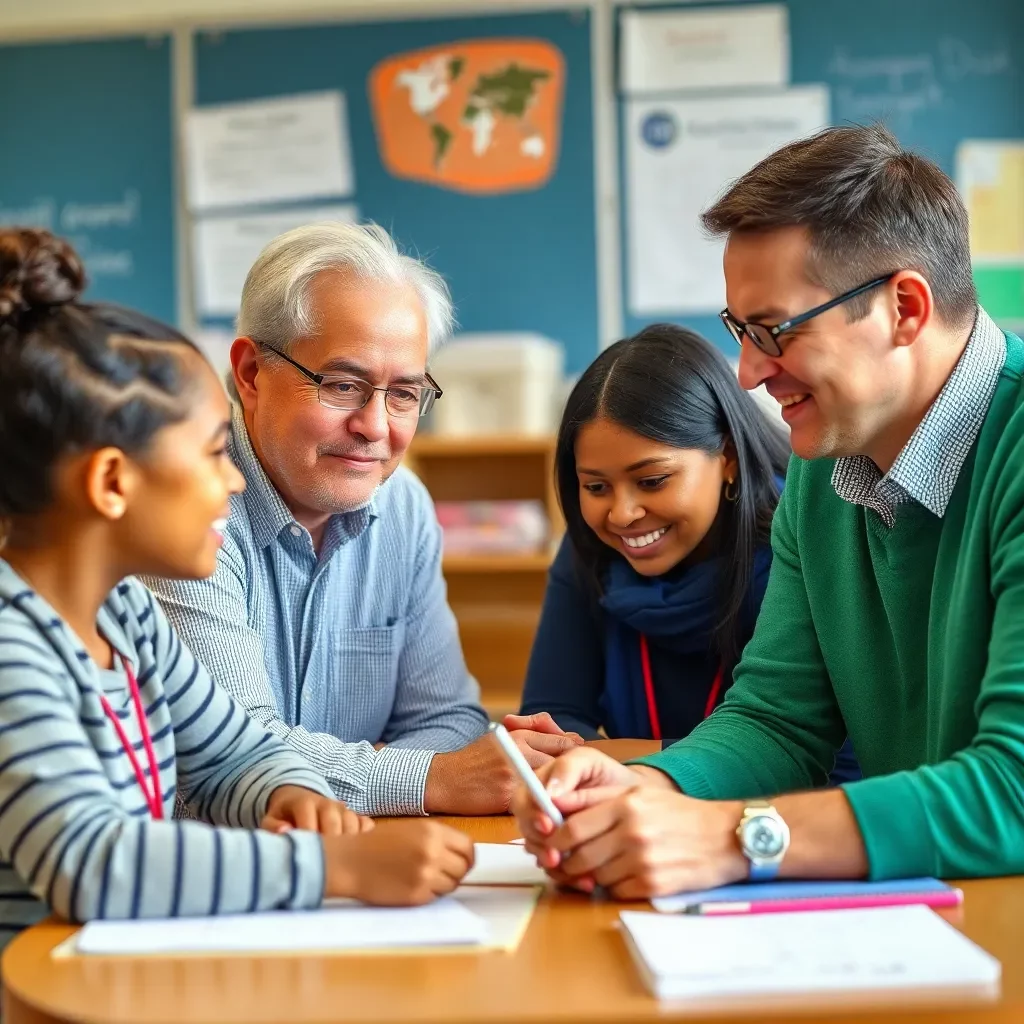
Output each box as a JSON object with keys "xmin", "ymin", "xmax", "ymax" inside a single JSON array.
[{"xmin": 4, "ymin": 812, "xmax": 1024, "ymax": 1024}]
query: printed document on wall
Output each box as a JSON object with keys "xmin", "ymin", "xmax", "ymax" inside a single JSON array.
[
  {"xmin": 193, "ymin": 204, "xmax": 358, "ymax": 317},
  {"xmin": 626, "ymin": 87, "xmax": 829, "ymax": 316},
  {"xmin": 957, "ymin": 141, "xmax": 1024, "ymax": 260},
  {"xmin": 620, "ymin": 5, "xmax": 788, "ymax": 94},
  {"xmin": 186, "ymin": 91, "xmax": 355, "ymax": 211},
  {"xmin": 956, "ymin": 140, "xmax": 1024, "ymax": 323}
]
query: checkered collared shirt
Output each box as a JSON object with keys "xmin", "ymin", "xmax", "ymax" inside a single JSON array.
[
  {"xmin": 144, "ymin": 405, "xmax": 488, "ymax": 816},
  {"xmin": 831, "ymin": 307, "xmax": 1006, "ymax": 527}
]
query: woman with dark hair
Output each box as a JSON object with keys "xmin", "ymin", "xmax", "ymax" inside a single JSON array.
[
  {"xmin": 0, "ymin": 228, "xmax": 473, "ymax": 949},
  {"xmin": 518, "ymin": 324, "xmax": 858, "ymax": 782}
]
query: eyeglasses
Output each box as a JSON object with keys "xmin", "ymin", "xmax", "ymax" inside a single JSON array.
[
  {"xmin": 257, "ymin": 343, "xmax": 443, "ymax": 418},
  {"xmin": 720, "ymin": 273, "xmax": 897, "ymax": 357}
]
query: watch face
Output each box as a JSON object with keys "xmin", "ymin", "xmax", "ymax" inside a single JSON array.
[{"xmin": 742, "ymin": 815, "xmax": 784, "ymax": 858}]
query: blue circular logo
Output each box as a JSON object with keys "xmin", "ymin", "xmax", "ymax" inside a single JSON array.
[{"xmin": 641, "ymin": 112, "xmax": 677, "ymax": 149}]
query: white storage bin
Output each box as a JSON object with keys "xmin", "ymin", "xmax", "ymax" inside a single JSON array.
[{"xmin": 429, "ymin": 333, "xmax": 565, "ymax": 436}]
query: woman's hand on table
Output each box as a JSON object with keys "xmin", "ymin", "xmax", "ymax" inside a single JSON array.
[{"xmin": 511, "ymin": 747, "xmax": 746, "ymax": 899}]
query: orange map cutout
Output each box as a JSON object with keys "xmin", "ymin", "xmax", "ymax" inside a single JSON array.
[{"xmin": 369, "ymin": 39, "xmax": 565, "ymax": 195}]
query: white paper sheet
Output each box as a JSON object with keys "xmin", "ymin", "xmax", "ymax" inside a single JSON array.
[
  {"xmin": 186, "ymin": 91, "xmax": 354, "ymax": 211},
  {"xmin": 192, "ymin": 203, "xmax": 358, "ymax": 317},
  {"xmin": 452, "ymin": 884, "xmax": 541, "ymax": 951},
  {"xmin": 620, "ymin": 906, "xmax": 1001, "ymax": 1001},
  {"xmin": 55, "ymin": 887, "xmax": 539, "ymax": 960},
  {"xmin": 74, "ymin": 897, "xmax": 487, "ymax": 956},
  {"xmin": 620, "ymin": 5, "xmax": 788, "ymax": 94},
  {"xmin": 625, "ymin": 86, "xmax": 829, "ymax": 315},
  {"xmin": 463, "ymin": 843, "xmax": 548, "ymax": 886}
]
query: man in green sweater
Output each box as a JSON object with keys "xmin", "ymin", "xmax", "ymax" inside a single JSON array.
[{"xmin": 512, "ymin": 123, "xmax": 1024, "ymax": 896}]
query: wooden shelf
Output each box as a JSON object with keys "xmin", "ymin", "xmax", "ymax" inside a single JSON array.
[
  {"xmin": 443, "ymin": 552, "xmax": 553, "ymax": 574},
  {"xmin": 408, "ymin": 432, "xmax": 560, "ymax": 706}
]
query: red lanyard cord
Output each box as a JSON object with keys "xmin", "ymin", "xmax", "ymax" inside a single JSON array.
[
  {"xmin": 97, "ymin": 657, "xmax": 164, "ymax": 821},
  {"xmin": 640, "ymin": 634, "xmax": 724, "ymax": 743}
]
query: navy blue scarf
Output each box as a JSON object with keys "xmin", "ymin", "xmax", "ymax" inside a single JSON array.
[{"xmin": 598, "ymin": 546, "xmax": 773, "ymax": 738}]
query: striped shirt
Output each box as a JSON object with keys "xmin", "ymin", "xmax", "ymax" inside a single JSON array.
[
  {"xmin": 145, "ymin": 406, "xmax": 488, "ymax": 817},
  {"xmin": 0, "ymin": 561, "xmax": 332, "ymax": 950},
  {"xmin": 832, "ymin": 306, "xmax": 1006, "ymax": 526}
]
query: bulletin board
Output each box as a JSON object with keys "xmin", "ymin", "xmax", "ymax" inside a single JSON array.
[
  {"xmin": 194, "ymin": 7, "xmax": 600, "ymax": 373},
  {"xmin": 618, "ymin": 0, "xmax": 1024, "ymax": 345},
  {"xmin": 0, "ymin": 35, "xmax": 177, "ymax": 324}
]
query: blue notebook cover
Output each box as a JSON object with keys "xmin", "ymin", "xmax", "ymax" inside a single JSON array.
[{"xmin": 653, "ymin": 877, "xmax": 951, "ymax": 911}]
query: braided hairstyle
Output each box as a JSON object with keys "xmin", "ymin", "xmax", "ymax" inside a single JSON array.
[{"xmin": 0, "ymin": 228, "xmax": 200, "ymax": 529}]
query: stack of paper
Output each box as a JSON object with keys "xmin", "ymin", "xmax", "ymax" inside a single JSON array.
[
  {"xmin": 63, "ymin": 841, "xmax": 545, "ymax": 960},
  {"xmin": 63, "ymin": 854, "xmax": 544, "ymax": 960},
  {"xmin": 620, "ymin": 905, "xmax": 1001, "ymax": 1001}
]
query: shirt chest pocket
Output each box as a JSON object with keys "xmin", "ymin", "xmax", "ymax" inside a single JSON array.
[{"xmin": 320, "ymin": 620, "xmax": 406, "ymax": 742}]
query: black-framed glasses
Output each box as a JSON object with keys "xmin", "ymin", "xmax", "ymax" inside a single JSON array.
[
  {"xmin": 257, "ymin": 343, "xmax": 443, "ymax": 418},
  {"xmin": 720, "ymin": 273, "xmax": 897, "ymax": 357}
]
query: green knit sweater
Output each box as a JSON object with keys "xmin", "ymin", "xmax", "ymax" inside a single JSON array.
[{"xmin": 634, "ymin": 331, "xmax": 1024, "ymax": 880}]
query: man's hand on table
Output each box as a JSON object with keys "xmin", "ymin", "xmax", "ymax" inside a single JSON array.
[{"xmin": 423, "ymin": 713, "xmax": 584, "ymax": 815}]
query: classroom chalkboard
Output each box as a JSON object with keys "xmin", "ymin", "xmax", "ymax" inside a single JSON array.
[
  {"xmin": 0, "ymin": 35, "xmax": 176, "ymax": 324},
  {"xmin": 195, "ymin": 8, "xmax": 599, "ymax": 374},
  {"xmin": 619, "ymin": 0, "xmax": 1024, "ymax": 346}
]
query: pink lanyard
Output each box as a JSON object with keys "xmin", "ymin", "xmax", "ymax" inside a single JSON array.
[
  {"xmin": 639, "ymin": 634, "xmax": 724, "ymax": 743},
  {"xmin": 97, "ymin": 657, "xmax": 164, "ymax": 821}
]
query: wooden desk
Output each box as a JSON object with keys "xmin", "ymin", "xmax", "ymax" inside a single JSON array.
[{"xmin": 4, "ymin": 816, "xmax": 1023, "ymax": 1024}]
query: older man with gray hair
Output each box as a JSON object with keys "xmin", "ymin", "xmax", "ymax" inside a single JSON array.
[{"xmin": 147, "ymin": 222, "xmax": 579, "ymax": 816}]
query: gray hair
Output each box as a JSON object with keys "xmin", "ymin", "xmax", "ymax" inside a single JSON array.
[{"xmin": 236, "ymin": 221, "xmax": 454, "ymax": 353}]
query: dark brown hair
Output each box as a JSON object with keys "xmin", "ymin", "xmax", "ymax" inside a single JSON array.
[
  {"xmin": 0, "ymin": 228, "xmax": 199, "ymax": 521},
  {"xmin": 702, "ymin": 123, "xmax": 977, "ymax": 329}
]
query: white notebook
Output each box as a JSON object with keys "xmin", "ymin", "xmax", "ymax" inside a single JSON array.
[
  {"xmin": 75, "ymin": 897, "xmax": 488, "ymax": 956},
  {"xmin": 620, "ymin": 905, "xmax": 1001, "ymax": 1001},
  {"xmin": 463, "ymin": 843, "xmax": 548, "ymax": 886}
]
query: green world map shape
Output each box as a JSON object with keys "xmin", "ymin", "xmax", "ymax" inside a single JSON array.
[{"xmin": 424, "ymin": 60, "xmax": 552, "ymax": 168}]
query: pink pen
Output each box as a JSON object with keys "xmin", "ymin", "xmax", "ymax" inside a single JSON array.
[{"xmin": 682, "ymin": 888, "xmax": 964, "ymax": 916}]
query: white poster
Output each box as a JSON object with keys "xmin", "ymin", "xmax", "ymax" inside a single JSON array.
[
  {"xmin": 186, "ymin": 92, "xmax": 355, "ymax": 211},
  {"xmin": 192, "ymin": 203, "xmax": 358, "ymax": 317},
  {"xmin": 626, "ymin": 87, "xmax": 830, "ymax": 315},
  {"xmin": 620, "ymin": 5, "xmax": 789, "ymax": 95}
]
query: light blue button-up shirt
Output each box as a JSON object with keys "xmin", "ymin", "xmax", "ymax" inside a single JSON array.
[{"xmin": 145, "ymin": 405, "xmax": 488, "ymax": 815}]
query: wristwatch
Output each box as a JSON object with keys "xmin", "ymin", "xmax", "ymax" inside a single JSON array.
[{"xmin": 736, "ymin": 801, "xmax": 790, "ymax": 881}]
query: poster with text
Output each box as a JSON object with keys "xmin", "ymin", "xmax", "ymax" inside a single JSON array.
[{"xmin": 626, "ymin": 87, "xmax": 830, "ymax": 315}]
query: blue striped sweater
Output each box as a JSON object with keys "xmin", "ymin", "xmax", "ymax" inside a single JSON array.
[{"xmin": 0, "ymin": 560, "xmax": 333, "ymax": 948}]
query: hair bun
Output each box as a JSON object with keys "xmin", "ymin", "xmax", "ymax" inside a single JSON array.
[{"xmin": 0, "ymin": 228, "xmax": 86, "ymax": 325}]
